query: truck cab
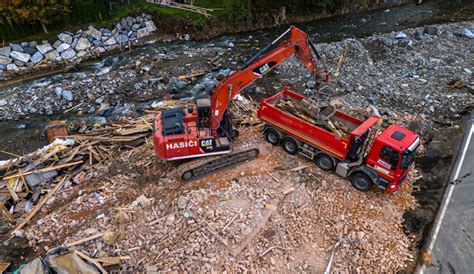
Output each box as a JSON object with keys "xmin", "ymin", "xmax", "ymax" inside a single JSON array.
[{"xmin": 360, "ymin": 124, "xmax": 420, "ymax": 192}]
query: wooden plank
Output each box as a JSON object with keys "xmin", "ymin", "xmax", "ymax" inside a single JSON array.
[
  {"xmin": 64, "ymin": 232, "xmax": 104, "ymax": 248},
  {"xmin": 74, "ymin": 250, "xmax": 107, "ymax": 274},
  {"xmin": 13, "ymin": 176, "xmax": 69, "ymax": 233},
  {"xmin": 3, "ymin": 161, "xmax": 83, "ymax": 180}
]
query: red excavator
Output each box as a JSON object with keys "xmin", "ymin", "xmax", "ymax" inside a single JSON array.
[{"xmin": 153, "ymin": 26, "xmax": 333, "ymax": 181}]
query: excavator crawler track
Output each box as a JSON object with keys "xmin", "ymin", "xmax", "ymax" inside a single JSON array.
[{"xmin": 177, "ymin": 148, "xmax": 260, "ymax": 182}]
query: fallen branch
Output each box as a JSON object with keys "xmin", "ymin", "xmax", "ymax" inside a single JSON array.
[{"xmin": 259, "ymin": 246, "xmax": 286, "ymax": 257}]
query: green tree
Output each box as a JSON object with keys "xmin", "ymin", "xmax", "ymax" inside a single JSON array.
[{"xmin": 0, "ymin": 0, "xmax": 71, "ymax": 34}]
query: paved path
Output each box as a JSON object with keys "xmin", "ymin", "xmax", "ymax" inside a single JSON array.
[{"xmin": 420, "ymin": 114, "xmax": 474, "ymax": 273}]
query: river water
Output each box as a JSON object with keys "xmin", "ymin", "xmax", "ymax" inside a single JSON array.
[{"xmin": 0, "ymin": 0, "xmax": 472, "ymax": 159}]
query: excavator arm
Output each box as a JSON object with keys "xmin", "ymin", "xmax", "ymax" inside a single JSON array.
[{"xmin": 209, "ymin": 26, "xmax": 331, "ymax": 130}]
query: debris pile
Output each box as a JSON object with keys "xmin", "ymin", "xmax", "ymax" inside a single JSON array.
[{"xmin": 3, "ymin": 121, "xmax": 418, "ymax": 272}]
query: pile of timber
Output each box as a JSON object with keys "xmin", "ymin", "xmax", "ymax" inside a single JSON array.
[
  {"xmin": 231, "ymin": 96, "xmax": 261, "ymax": 127},
  {"xmin": 275, "ymin": 98, "xmax": 350, "ymax": 137},
  {"xmin": 0, "ymin": 114, "xmax": 155, "ymax": 224}
]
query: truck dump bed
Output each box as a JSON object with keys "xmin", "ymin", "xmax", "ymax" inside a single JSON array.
[{"xmin": 257, "ymin": 87, "xmax": 378, "ymax": 160}]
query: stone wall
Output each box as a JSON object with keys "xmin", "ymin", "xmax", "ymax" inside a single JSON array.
[{"xmin": 0, "ymin": 14, "xmax": 157, "ymax": 81}]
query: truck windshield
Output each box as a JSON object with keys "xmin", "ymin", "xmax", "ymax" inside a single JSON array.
[{"xmin": 400, "ymin": 149, "xmax": 415, "ymax": 169}]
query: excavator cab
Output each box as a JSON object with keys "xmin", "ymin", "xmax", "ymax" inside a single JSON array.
[{"xmin": 196, "ymin": 98, "xmax": 211, "ymax": 129}]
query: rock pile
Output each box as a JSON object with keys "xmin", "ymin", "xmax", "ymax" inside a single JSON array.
[
  {"xmin": 0, "ymin": 14, "xmax": 157, "ymax": 79},
  {"xmin": 15, "ymin": 127, "xmax": 418, "ymax": 272}
]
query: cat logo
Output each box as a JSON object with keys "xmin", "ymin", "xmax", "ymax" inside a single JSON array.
[{"xmin": 252, "ymin": 61, "xmax": 277, "ymax": 76}]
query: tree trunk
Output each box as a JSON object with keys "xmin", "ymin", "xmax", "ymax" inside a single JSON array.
[
  {"xmin": 246, "ymin": 0, "xmax": 253, "ymax": 26},
  {"xmin": 40, "ymin": 21, "xmax": 48, "ymax": 34}
]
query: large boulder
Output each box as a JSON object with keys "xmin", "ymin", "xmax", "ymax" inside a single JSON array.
[
  {"xmin": 88, "ymin": 25, "xmax": 102, "ymax": 41},
  {"xmin": 58, "ymin": 32, "xmax": 73, "ymax": 44},
  {"xmin": 137, "ymin": 28, "xmax": 150, "ymax": 38},
  {"xmin": 10, "ymin": 51, "xmax": 30, "ymax": 63},
  {"xmin": 61, "ymin": 48, "xmax": 76, "ymax": 60},
  {"xmin": 10, "ymin": 44, "xmax": 23, "ymax": 52},
  {"xmin": 56, "ymin": 43, "xmax": 70, "ymax": 53},
  {"xmin": 0, "ymin": 56, "xmax": 12, "ymax": 65},
  {"xmin": 115, "ymin": 34, "xmax": 129, "ymax": 43},
  {"xmin": 22, "ymin": 47, "xmax": 37, "ymax": 55},
  {"xmin": 0, "ymin": 46, "xmax": 11, "ymax": 57},
  {"xmin": 75, "ymin": 37, "xmax": 91, "ymax": 51},
  {"xmin": 44, "ymin": 50, "xmax": 59, "ymax": 60},
  {"xmin": 6, "ymin": 63, "xmax": 19, "ymax": 71},
  {"xmin": 36, "ymin": 43, "xmax": 54, "ymax": 54},
  {"xmin": 145, "ymin": 21, "xmax": 157, "ymax": 32},
  {"xmin": 31, "ymin": 51, "xmax": 44, "ymax": 64}
]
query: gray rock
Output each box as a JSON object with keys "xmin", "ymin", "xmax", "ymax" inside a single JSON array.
[
  {"xmin": 71, "ymin": 38, "xmax": 79, "ymax": 49},
  {"xmin": 0, "ymin": 99, "xmax": 7, "ymax": 106},
  {"xmin": 0, "ymin": 56, "xmax": 12, "ymax": 65},
  {"xmin": 10, "ymin": 44, "xmax": 23, "ymax": 52},
  {"xmin": 88, "ymin": 25, "xmax": 102, "ymax": 40},
  {"xmin": 28, "ymin": 41, "xmax": 38, "ymax": 48},
  {"xmin": 116, "ymin": 34, "xmax": 129, "ymax": 43},
  {"xmin": 58, "ymin": 32, "xmax": 73, "ymax": 44},
  {"xmin": 0, "ymin": 46, "xmax": 11, "ymax": 57},
  {"xmin": 77, "ymin": 51, "xmax": 88, "ymax": 58},
  {"xmin": 56, "ymin": 43, "xmax": 70, "ymax": 53},
  {"xmin": 26, "ymin": 170, "xmax": 58, "ymax": 187},
  {"xmin": 444, "ymin": 30, "xmax": 454, "ymax": 39},
  {"xmin": 424, "ymin": 26, "xmax": 439, "ymax": 35},
  {"xmin": 75, "ymin": 37, "xmax": 91, "ymax": 51},
  {"xmin": 126, "ymin": 16, "xmax": 135, "ymax": 26},
  {"xmin": 44, "ymin": 50, "xmax": 59, "ymax": 60},
  {"xmin": 464, "ymin": 68, "xmax": 472, "ymax": 75},
  {"xmin": 55, "ymin": 86, "xmax": 63, "ymax": 97},
  {"xmin": 6, "ymin": 63, "xmax": 19, "ymax": 71},
  {"xmin": 177, "ymin": 195, "xmax": 189, "ymax": 209},
  {"xmin": 53, "ymin": 40, "xmax": 62, "ymax": 48},
  {"xmin": 145, "ymin": 20, "xmax": 157, "ymax": 32},
  {"xmin": 92, "ymin": 40, "xmax": 102, "ymax": 46},
  {"xmin": 306, "ymin": 80, "xmax": 316, "ymax": 89},
  {"xmin": 20, "ymin": 42, "xmax": 28, "ymax": 47},
  {"xmin": 103, "ymin": 37, "xmax": 116, "ymax": 46},
  {"xmin": 227, "ymin": 42, "xmax": 235, "ymax": 48},
  {"xmin": 22, "ymin": 47, "xmax": 37, "ymax": 55},
  {"xmin": 101, "ymin": 28, "xmax": 112, "ymax": 36},
  {"xmin": 132, "ymin": 24, "xmax": 141, "ymax": 31},
  {"xmin": 62, "ymin": 90, "xmax": 74, "ymax": 101},
  {"xmin": 184, "ymin": 34, "xmax": 191, "ymax": 41},
  {"xmin": 10, "ymin": 51, "xmax": 30, "ymax": 63},
  {"xmin": 96, "ymin": 47, "xmax": 106, "ymax": 53},
  {"xmin": 30, "ymin": 51, "xmax": 44, "ymax": 64},
  {"xmin": 61, "ymin": 48, "xmax": 76, "ymax": 60},
  {"xmin": 461, "ymin": 28, "xmax": 474, "ymax": 39},
  {"xmin": 137, "ymin": 28, "xmax": 150, "ymax": 38},
  {"xmin": 36, "ymin": 43, "xmax": 54, "ymax": 54},
  {"xmin": 395, "ymin": 32, "xmax": 407, "ymax": 39},
  {"xmin": 0, "ymin": 64, "xmax": 5, "ymax": 70},
  {"xmin": 14, "ymin": 60, "xmax": 26, "ymax": 67}
]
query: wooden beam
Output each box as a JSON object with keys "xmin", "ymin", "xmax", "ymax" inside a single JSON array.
[
  {"xmin": 13, "ymin": 175, "xmax": 69, "ymax": 233},
  {"xmin": 3, "ymin": 161, "xmax": 83, "ymax": 180}
]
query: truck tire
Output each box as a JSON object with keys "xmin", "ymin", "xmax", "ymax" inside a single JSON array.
[
  {"xmin": 282, "ymin": 138, "xmax": 298, "ymax": 155},
  {"xmin": 315, "ymin": 153, "xmax": 334, "ymax": 171},
  {"xmin": 265, "ymin": 129, "xmax": 280, "ymax": 145},
  {"xmin": 351, "ymin": 173, "xmax": 373, "ymax": 192}
]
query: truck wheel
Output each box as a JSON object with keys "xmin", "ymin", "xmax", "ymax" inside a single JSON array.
[
  {"xmin": 315, "ymin": 154, "xmax": 334, "ymax": 171},
  {"xmin": 265, "ymin": 129, "xmax": 280, "ymax": 145},
  {"xmin": 282, "ymin": 138, "xmax": 298, "ymax": 155},
  {"xmin": 351, "ymin": 173, "xmax": 373, "ymax": 192}
]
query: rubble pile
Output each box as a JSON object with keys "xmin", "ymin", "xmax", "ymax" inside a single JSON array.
[
  {"xmin": 6, "ymin": 125, "xmax": 418, "ymax": 272},
  {"xmin": 0, "ymin": 14, "xmax": 157, "ymax": 80},
  {"xmin": 274, "ymin": 21, "xmax": 473, "ymax": 136}
]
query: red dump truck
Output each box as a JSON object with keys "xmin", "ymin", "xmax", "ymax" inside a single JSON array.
[{"xmin": 256, "ymin": 88, "xmax": 420, "ymax": 192}]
